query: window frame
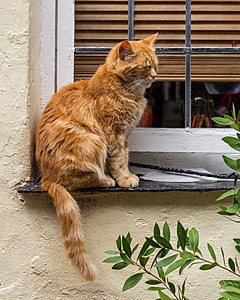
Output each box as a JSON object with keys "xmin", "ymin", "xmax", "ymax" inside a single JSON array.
[{"xmin": 42, "ymin": 0, "xmax": 240, "ymax": 173}]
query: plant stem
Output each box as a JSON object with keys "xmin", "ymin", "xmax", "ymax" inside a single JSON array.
[
  {"xmin": 132, "ymin": 259, "xmax": 180, "ymax": 300},
  {"xmin": 172, "ymin": 248, "xmax": 240, "ymax": 278}
]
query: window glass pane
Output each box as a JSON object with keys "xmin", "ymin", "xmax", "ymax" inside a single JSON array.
[
  {"xmin": 135, "ymin": 0, "xmax": 185, "ymax": 47},
  {"xmin": 191, "ymin": 53, "xmax": 240, "ymax": 128},
  {"xmin": 138, "ymin": 81, "xmax": 185, "ymax": 128},
  {"xmin": 191, "ymin": 81, "xmax": 240, "ymax": 128},
  {"xmin": 192, "ymin": 0, "xmax": 240, "ymax": 47}
]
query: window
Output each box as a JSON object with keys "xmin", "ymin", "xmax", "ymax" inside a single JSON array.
[{"xmin": 42, "ymin": 0, "xmax": 240, "ymax": 174}]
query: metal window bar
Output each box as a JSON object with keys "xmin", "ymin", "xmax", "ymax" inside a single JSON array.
[
  {"xmin": 74, "ymin": 0, "xmax": 240, "ymax": 127},
  {"xmin": 128, "ymin": 0, "xmax": 134, "ymax": 41},
  {"xmin": 185, "ymin": 0, "xmax": 191, "ymax": 128}
]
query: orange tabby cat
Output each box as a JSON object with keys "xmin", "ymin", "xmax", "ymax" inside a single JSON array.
[{"xmin": 35, "ymin": 33, "xmax": 158, "ymax": 281}]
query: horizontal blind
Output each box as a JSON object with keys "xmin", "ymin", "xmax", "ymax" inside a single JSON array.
[
  {"xmin": 74, "ymin": 0, "xmax": 240, "ymax": 81},
  {"xmin": 192, "ymin": 0, "xmax": 240, "ymax": 47},
  {"xmin": 75, "ymin": 0, "xmax": 128, "ymax": 47}
]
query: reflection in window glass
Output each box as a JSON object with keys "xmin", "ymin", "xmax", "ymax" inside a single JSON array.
[
  {"xmin": 138, "ymin": 82, "xmax": 185, "ymax": 128},
  {"xmin": 191, "ymin": 82, "xmax": 240, "ymax": 128}
]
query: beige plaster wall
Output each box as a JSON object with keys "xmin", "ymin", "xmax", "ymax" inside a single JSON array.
[{"xmin": 0, "ymin": 1, "xmax": 239, "ymax": 300}]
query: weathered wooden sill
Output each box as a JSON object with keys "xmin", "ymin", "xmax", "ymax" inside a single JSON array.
[{"xmin": 17, "ymin": 179, "xmax": 239, "ymax": 194}]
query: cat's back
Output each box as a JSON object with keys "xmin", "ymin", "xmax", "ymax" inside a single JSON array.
[
  {"xmin": 36, "ymin": 79, "xmax": 94, "ymax": 147},
  {"xmin": 43, "ymin": 80, "xmax": 88, "ymax": 117}
]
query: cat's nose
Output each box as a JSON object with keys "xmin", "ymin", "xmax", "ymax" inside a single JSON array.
[{"xmin": 150, "ymin": 69, "xmax": 157, "ymax": 79}]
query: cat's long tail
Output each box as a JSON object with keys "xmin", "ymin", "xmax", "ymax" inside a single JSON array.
[{"xmin": 48, "ymin": 182, "xmax": 97, "ymax": 281}]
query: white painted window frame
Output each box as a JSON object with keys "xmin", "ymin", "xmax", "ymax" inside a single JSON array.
[{"xmin": 41, "ymin": 0, "xmax": 238, "ymax": 174}]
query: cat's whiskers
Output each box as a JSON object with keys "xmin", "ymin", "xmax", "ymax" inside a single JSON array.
[{"xmin": 124, "ymin": 79, "xmax": 143, "ymax": 93}]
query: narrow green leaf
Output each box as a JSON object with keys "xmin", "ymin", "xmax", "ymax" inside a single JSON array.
[
  {"xmin": 235, "ymin": 245, "xmax": 240, "ymax": 254},
  {"xmin": 218, "ymin": 210, "xmax": 235, "ymax": 216},
  {"xmin": 220, "ymin": 291, "xmax": 240, "ymax": 300},
  {"xmin": 232, "ymin": 104, "xmax": 236, "ymax": 120},
  {"xmin": 217, "ymin": 188, "xmax": 240, "ymax": 201},
  {"xmin": 144, "ymin": 247, "xmax": 156, "ymax": 257},
  {"xmin": 122, "ymin": 273, "xmax": 144, "ymax": 292},
  {"xmin": 154, "ymin": 223, "xmax": 161, "ymax": 236},
  {"xmin": 199, "ymin": 262, "xmax": 217, "ymax": 270},
  {"xmin": 234, "ymin": 238, "xmax": 240, "ymax": 245},
  {"xmin": 120, "ymin": 252, "xmax": 134, "ymax": 265},
  {"xmin": 180, "ymin": 251, "xmax": 196, "ymax": 260},
  {"xmin": 132, "ymin": 243, "xmax": 139, "ymax": 255},
  {"xmin": 228, "ymin": 258, "xmax": 236, "ymax": 272},
  {"xmin": 103, "ymin": 256, "xmax": 122, "ymax": 263},
  {"xmin": 116, "ymin": 235, "xmax": 122, "ymax": 251},
  {"xmin": 140, "ymin": 256, "xmax": 150, "ymax": 268},
  {"xmin": 147, "ymin": 287, "xmax": 165, "ymax": 292},
  {"xmin": 179, "ymin": 259, "xmax": 195, "ymax": 275},
  {"xmin": 223, "ymin": 114, "xmax": 235, "ymax": 122},
  {"xmin": 156, "ymin": 267, "xmax": 166, "ymax": 282},
  {"xmin": 223, "ymin": 137, "xmax": 240, "ymax": 152},
  {"xmin": 137, "ymin": 240, "xmax": 150, "ymax": 260},
  {"xmin": 126, "ymin": 232, "xmax": 132, "ymax": 244},
  {"xmin": 163, "ymin": 222, "xmax": 171, "ymax": 242},
  {"xmin": 177, "ymin": 222, "xmax": 187, "ymax": 251},
  {"xmin": 189, "ymin": 228, "xmax": 199, "ymax": 253},
  {"xmin": 227, "ymin": 203, "xmax": 240, "ymax": 214},
  {"xmin": 112, "ymin": 261, "xmax": 128, "ymax": 270},
  {"xmin": 167, "ymin": 280, "xmax": 176, "ymax": 294},
  {"xmin": 145, "ymin": 280, "xmax": 160, "ymax": 285},
  {"xmin": 151, "ymin": 249, "xmax": 169, "ymax": 270},
  {"xmin": 154, "ymin": 235, "xmax": 172, "ymax": 249},
  {"xmin": 237, "ymin": 108, "xmax": 240, "ymax": 122},
  {"xmin": 220, "ymin": 280, "xmax": 240, "ymax": 294},
  {"xmin": 165, "ymin": 258, "xmax": 188, "ymax": 276},
  {"xmin": 230, "ymin": 123, "xmax": 240, "ymax": 132},
  {"xmin": 155, "ymin": 254, "xmax": 178, "ymax": 268},
  {"xmin": 235, "ymin": 257, "xmax": 240, "ymax": 273},
  {"xmin": 104, "ymin": 250, "xmax": 119, "ymax": 255},
  {"xmin": 212, "ymin": 117, "xmax": 235, "ymax": 125},
  {"xmin": 221, "ymin": 247, "xmax": 226, "ymax": 266},
  {"xmin": 181, "ymin": 278, "xmax": 187, "ymax": 299},
  {"xmin": 207, "ymin": 243, "xmax": 217, "ymax": 262},
  {"xmin": 223, "ymin": 155, "xmax": 240, "ymax": 172},
  {"xmin": 146, "ymin": 237, "xmax": 161, "ymax": 248},
  {"xmin": 122, "ymin": 236, "xmax": 132, "ymax": 257},
  {"xmin": 159, "ymin": 290, "xmax": 172, "ymax": 300}
]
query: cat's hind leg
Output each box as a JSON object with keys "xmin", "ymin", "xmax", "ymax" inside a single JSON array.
[{"xmin": 57, "ymin": 132, "xmax": 115, "ymax": 190}]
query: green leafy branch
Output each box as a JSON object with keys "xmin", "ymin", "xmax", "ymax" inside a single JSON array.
[
  {"xmin": 212, "ymin": 104, "xmax": 240, "ymax": 174},
  {"xmin": 104, "ymin": 222, "xmax": 240, "ymax": 299}
]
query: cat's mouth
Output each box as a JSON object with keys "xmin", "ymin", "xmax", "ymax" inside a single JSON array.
[{"xmin": 145, "ymin": 78, "xmax": 156, "ymax": 88}]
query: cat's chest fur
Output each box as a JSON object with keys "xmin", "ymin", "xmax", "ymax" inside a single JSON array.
[
  {"xmin": 96, "ymin": 93, "xmax": 146, "ymax": 136},
  {"xmin": 84, "ymin": 70, "xmax": 147, "ymax": 137}
]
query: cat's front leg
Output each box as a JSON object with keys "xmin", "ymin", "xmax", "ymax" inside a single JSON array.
[
  {"xmin": 117, "ymin": 173, "xmax": 139, "ymax": 188},
  {"xmin": 107, "ymin": 138, "xmax": 139, "ymax": 188}
]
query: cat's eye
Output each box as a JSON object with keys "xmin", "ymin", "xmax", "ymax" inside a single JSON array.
[{"xmin": 146, "ymin": 65, "xmax": 152, "ymax": 71}]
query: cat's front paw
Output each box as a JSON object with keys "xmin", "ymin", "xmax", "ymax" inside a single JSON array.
[
  {"xmin": 101, "ymin": 176, "xmax": 116, "ymax": 187},
  {"xmin": 117, "ymin": 174, "xmax": 139, "ymax": 187}
]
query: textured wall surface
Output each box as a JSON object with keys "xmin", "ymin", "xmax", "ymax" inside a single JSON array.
[{"xmin": 0, "ymin": 1, "xmax": 239, "ymax": 300}]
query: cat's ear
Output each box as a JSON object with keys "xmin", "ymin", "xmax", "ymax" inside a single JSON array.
[
  {"xmin": 118, "ymin": 41, "xmax": 135, "ymax": 60},
  {"xmin": 142, "ymin": 33, "xmax": 158, "ymax": 47}
]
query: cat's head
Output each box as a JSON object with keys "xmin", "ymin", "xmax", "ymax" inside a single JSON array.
[{"xmin": 106, "ymin": 33, "xmax": 158, "ymax": 93}]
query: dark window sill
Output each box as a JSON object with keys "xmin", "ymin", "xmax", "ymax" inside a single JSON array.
[{"xmin": 17, "ymin": 179, "xmax": 238, "ymax": 194}]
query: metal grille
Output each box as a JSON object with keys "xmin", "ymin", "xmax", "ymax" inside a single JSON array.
[{"xmin": 74, "ymin": 0, "xmax": 240, "ymax": 129}]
